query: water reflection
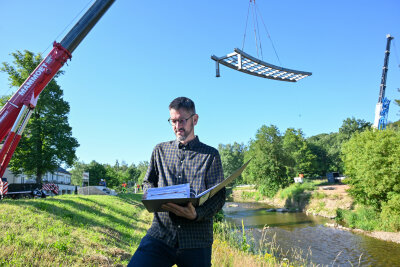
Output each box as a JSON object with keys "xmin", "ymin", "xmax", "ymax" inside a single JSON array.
[{"xmin": 223, "ymin": 202, "xmax": 400, "ymax": 266}]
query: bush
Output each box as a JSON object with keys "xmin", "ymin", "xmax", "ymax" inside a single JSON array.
[
  {"xmin": 341, "ymin": 129, "xmax": 400, "ymax": 210},
  {"xmin": 279, "ymin": 182, "xmax": 316, "ymax": 200},
  {"xmin": 380, "ymin": 193, "xmax": 400, "ymax": 231},
  {"xmin": 336, "ymin": 206, "xmax": 380, "ymax": 231}
]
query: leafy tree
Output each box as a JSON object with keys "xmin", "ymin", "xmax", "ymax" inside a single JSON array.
[
  {"xmin": 1, "ymin": 50, "xmax": 79, "ymax": 183},
  {"xmin": 243, "ymin": 125, "xmax": 289, "ymax": 197},
  {"xmin": 85, "ymin": 160, "xmax": 107, "ymax": 186},
  {"xmin": 283, "ymin": 128, "xmax": 317, "ymax": 178},
  {"xmin": 218, "ymin": 142, "xmax": 246, "ymax": 184},
  {"xmin": 341, "ymin": 129, "xmax": 400, "ymax": 210},
  {"xmin": 127, "ymin": 163, "xmax": 141, "ymax": 183},
  {"xmin": 105, "ymin": 164, "xmax": 129, "ymax": 188},
  {"xmin": 395, "ymin": 88, "xmax": 400, "ymax": 110},
  {"xmin": 137, "ymin": 161, "xmax": 149, "ymax": 185},
  {"xmin": 70, "ymin": 160, "xmax": 86, "ymax": 186},
  {"xmin": 339, "ymin": 117, "xmax": 372, "ymax": 141},
  {"xmin": 307, "ymin": 133, "xmax": 341, "ymax": 174}
]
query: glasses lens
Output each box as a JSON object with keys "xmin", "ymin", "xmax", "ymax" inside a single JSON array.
[{"xmin": 168, "ymin": 114, "xmax": 195, "ymax": 125}]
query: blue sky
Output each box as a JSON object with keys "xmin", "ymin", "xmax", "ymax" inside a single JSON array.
[{"xmin": 0, "ymin": 0, "xmax": 399, "ymax": 166}]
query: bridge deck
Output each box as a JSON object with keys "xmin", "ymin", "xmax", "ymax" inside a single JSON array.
[{"xmin": 211, "ymin": 48, "xmax": 312, "ymax": 82}]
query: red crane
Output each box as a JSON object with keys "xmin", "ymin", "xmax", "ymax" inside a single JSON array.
[{"xmin": 0, "ymin": 0, "xmax": 115, "ymax": 179}]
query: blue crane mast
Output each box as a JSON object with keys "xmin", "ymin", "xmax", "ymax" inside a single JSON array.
[{"xmin": 373, "ymin": 34, "xmax": 394, "ymax": 130}]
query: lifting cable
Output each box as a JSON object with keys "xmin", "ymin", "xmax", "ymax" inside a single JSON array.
[
  {"xmin": 254, "ymin": 2, "xmax": 281, "ymax": 66},
  {"xmin": 241, "ymin": 0, "xmax": 281, "ymax": 65},
  {"xmin": 41, "ymin": 0, "xmax": 94, "ymax": 56},
  {"xmin": 241, "ymin": 1, "xmax": 251, "ymax": 51}
]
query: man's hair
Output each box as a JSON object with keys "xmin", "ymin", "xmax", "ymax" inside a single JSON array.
[{"xmin": 169, "ymin": 97, "xmax": 196, "ymax": 114}]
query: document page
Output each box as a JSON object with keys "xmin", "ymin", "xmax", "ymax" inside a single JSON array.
[{"xmin": 145, "ymin": 183, "xmax": 190, "ymax": 200}]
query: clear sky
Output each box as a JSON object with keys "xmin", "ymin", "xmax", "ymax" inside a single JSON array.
[{"xmin": 0, "ymin": 0, "xmax": 399, "ymax": 166}]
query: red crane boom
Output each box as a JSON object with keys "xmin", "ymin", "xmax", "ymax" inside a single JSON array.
[{"xmin": 0, "ymin": 0, "xmax": 115, "ymax": 178}]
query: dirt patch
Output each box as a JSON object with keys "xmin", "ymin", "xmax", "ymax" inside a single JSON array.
[{"xmin": 305, "ymin": 184, "xmax": 353, "ymax": 218}]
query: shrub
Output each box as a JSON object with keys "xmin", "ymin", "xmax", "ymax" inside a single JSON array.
[
  {"xmin": 380, "ymin": 193, "xmax": 400, "ymax": 231},
  {"xmin": 336, "ymin": 206, "xmax": 380, "ymax": 231},
  {"xmin": 341, "ymin": 129, "xmax": 400, "ymax": 210}
]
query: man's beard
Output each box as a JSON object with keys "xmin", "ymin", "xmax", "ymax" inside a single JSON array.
[
  {"xmin": 176, "ymin": 128, "xmax": 188, "ymax": 141},
  {"xmin": 176, "ymin": 127, "xmax": 193, "ymax": 142}
]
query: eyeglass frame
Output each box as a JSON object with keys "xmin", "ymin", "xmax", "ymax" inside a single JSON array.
[{"xmin": 168, "ymin": 113, "xmax": 196, "ymax": 126}]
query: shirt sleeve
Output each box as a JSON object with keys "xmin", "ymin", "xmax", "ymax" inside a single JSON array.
[
  {"xmin": 195, "ymin": 153, "xmax": 226, "ymax": 221},
  {"xmin": 143, "ymin": 148, "xmax": 159, "ymax": 193}
]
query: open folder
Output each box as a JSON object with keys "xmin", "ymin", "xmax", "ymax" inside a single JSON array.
[{"xmin": 141, "ymin": 159, "xmax": 251, "ymax": 212}]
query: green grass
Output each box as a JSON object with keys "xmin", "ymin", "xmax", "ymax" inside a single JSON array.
[
  {"xmin": 0, "ymin": 192, "xmax": 318, "ymax": 266},
  {"xmin": 241, "ymin": 190, "xmax": 263, "ymax": 201},
  {"xmin": 279, "ymin": 181, "xmax": 316, "ymax": 200},
  {"xmin": 336, "ymin": 206, "xmax": 381, "ymax": 231},
  {"xmin": 0, "ymin": 194, "xmax": 151, "ymax": 266}
]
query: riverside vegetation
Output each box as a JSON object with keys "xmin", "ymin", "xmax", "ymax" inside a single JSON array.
[
  {"xmin": 232, "ymin": 180, "xmax": 400, "ymax": 242},
  {"xmin": 0, "ymin": 193, "xmax": 310, "ymax": 267}
]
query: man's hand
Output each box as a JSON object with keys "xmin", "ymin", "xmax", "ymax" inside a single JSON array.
[{"xmin": 161, "ymin": 202, "xmax": 197, "ymax": 220}]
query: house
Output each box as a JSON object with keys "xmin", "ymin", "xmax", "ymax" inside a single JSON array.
[
  {"xmin": 42, "ymin": 167, "xmax": 76, "ymax": 195},
  {"xmin": 4, "ymin": 167, "xmax": 77, "ymax": 195}
]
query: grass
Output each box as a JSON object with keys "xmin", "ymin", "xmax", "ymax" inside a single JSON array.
[
  {"xmin": 213, "ymin": 220, "xmax": 314, "ymax": 266},
  {"xmin": 336, "ymin": 206, "xmax": 382, "ymax": 231},
  {"xmin": 0, "ymin": 193, "xmax": 316, "ymax": 266},
  {"xmin": 279, "ymin": 181, "xmax": 316, "ymax": 200},
  {"xmin": 0, "ymin": 194, "xmax": 150, "ymax": 266}
]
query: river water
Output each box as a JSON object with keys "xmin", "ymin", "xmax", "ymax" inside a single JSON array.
[{"xmin": 223, "ymin": 202, "xmax": 400, "ymax": 266}]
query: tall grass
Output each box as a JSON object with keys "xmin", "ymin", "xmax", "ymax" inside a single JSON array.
[
  {"xmin": 279, "ymin": 181, "xmax": 316, "ymax": 200},
  {"xmin": 336, "ymin": 206, "xmax": 382, "ymax": 231},
  {"xmin": 213, "ymin": 220, "xmax": 314, "ymax": 266}
]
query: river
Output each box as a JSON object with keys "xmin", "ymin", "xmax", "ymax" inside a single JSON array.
[{"xmin": 223, "ymin": 202, "xmax": 400, "ymax": 266}]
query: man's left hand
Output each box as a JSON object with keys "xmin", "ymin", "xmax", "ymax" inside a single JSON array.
[{"xmin": 161, "ymin": 202, "xmax": 197, "ymax": 220}]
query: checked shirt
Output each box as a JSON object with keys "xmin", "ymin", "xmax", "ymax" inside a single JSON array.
[{"xmin": 143, "ymin": 136, "xmax": 226, "ymax": 249}]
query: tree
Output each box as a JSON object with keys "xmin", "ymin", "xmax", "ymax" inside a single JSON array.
[
  {"xmin": 137, "ymin": 161, "xmax": 149, "ymax": 185},
  {"xmin": 70, "ymin": 160, "xmax": 87, "ymax": 186},
  {"xmin": 341, "ymin": 129, "xmax": 400, "ymax": 210},
  {"xmin": 243, "ymin": 125, "xmax": 289, "ymax": 197},
  {"xmin": 85, "ymin": 160, "xmax": 107, "ymax": 186},
  {"xmin": 218, "ymin": 142, "xmax": 246, "ymax": 184},
  {"xmin": 283, "ymin": 128, "xmax": 316, "ymax": 178},
  {"xmin": 1, "ymin": 50, "xmax": 79, "ymax": 183},
  {"xmin": 339, "ymin": 117, "xmax": 372, "ymax": 141}
]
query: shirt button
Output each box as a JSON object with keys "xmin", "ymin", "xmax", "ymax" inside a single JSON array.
[
  {"xmin": 180, "ymin": 160, "xmax": 183, "ymax": 163},
  {"xmin": 178, "ymin": 175, "xmax": 181, "ymax": 178},
  {"xmin": 178, "ymin": 225, "xmax": 181, "ymax": 228}
]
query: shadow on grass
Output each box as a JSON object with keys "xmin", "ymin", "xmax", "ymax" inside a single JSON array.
[
  {"xmin": 284, "ymin": 191, "xmax": 312, "ymax": 211},
  {"xmin": 7, "ymin": 195, "xmax": 148, "ymax": 246}
]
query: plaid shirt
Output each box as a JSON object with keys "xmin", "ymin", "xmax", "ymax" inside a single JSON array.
[{"xmin": 143, "ymin": 136, "xmax": 225, "ymax": 249}]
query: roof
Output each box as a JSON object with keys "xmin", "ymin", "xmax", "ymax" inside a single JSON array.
[{"xmin": 56, "ymin": 167, "xmax": 71, "ymax": 175}]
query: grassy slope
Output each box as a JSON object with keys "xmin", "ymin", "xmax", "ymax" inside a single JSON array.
[
  {"xmin": 0, "ymin": 194, "xmax": 151, "ymax": 266},
  {"xmin": 0, "ymin": 194, "xmax": 287, "ymax": 267}
]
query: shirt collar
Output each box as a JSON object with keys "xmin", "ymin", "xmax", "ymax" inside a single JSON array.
[{"xmin": 175, "ymin": 136, "xmax": 200, "ymax": 150}]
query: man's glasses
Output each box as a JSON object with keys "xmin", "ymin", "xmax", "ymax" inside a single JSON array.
[{"xmin": 168, "ymin": 114, "xmax": 196, "ymax": 126}]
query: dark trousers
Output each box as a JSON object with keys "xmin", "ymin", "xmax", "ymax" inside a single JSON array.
[{"xmin": 128, "ymin": 234, "xmax": 212, "ymax": 267}]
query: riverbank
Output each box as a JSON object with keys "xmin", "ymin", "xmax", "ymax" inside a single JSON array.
[
  {"xmin": 0, "ymin": 193, "xmax": 294, "ymax": 266},
  {"xmin": 231, "ymin": 184, "xmax": 400, "ymax": 244}
]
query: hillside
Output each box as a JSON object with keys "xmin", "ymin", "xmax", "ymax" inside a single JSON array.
[{"xmin": 0, "ymin": 194, "xmax": 151, "ymax": 266}]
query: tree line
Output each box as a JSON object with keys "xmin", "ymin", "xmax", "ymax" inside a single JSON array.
[
  {"xmin": 70, "ymin": 160, "xmax": 149, "ymax": 188},
  {"xmin": 1, "ymin": 50, "xmax": 400, "ymax": 223},
  {"xmin": 218, "ymin": 118, "xmax": 399, "ymax": 197}
]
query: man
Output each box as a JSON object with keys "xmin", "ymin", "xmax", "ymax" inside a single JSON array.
[{"xmin": 128, "ymin": 97, "xmax": 225, "ymax": 267}]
